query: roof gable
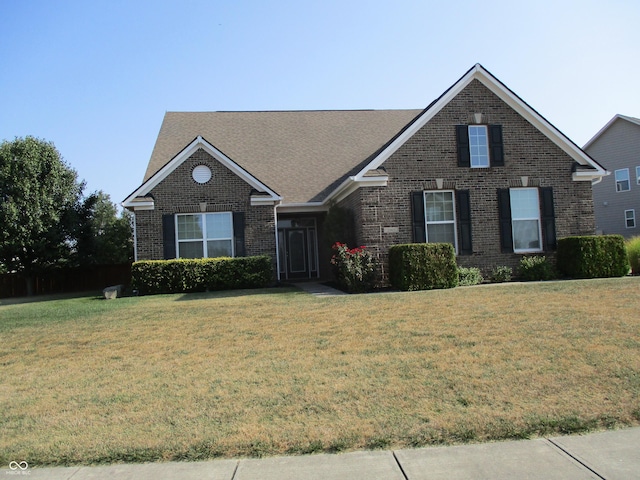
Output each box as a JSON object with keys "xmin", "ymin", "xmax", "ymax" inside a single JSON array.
[
  {"xmin": 352, "ymin": 64, "xmax": 606, "ymax": 183},
  {"xmin": 123, "ymin": 136, "xmax": 281, "ymax": 208},
  {"xmin": 583, "ymin": 114, "xmax": 640, "ymax": 150}
]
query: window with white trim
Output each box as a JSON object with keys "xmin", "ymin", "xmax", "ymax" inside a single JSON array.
[
  {"xmin": 636, "ymin": 166, "xmax": 640, "ymax": 185},
  {"xmin": 176, "ymin": 212, "xmax": 233, "ymax": 258},
  {"xmin": 625, "ymin": 209, "xmax": 636, "ymax": 229},
  {"xmin": 615, "ymin": 168, "xmax": 630, "ymax": 192},
  {"xmin": 510, "ymin": 188, "xmax": 542, "ymax": 253},
  {"xmin": 424, "ymin": 191, "xmax": 458, "ymax": 251},
  {"xmin": 468, "ymin": 125, "xmax": 490, "ymax": 168}
]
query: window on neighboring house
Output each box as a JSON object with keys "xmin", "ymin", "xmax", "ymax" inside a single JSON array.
[
  {"xmin": 625, "ymin": 209, "xmax": 636, "ymax": 229},
  {"xmin": 615, "ymin": 168, "xmax": 630, "ymax": 192},
  {"xmin": 176, "ymin": 212, "xmax": 233, "ymax": 258},
  {"xmin": 456, "ymin": 125, "xmax": 504, "ymax": 168},
  {"xmin": 498, "ymin": 187, "xmax": 556, "ymax": 254},
  {"xmin": 636, "ymin": 166, "xmax": 640, "ymax": 185},
  {"xmin": 410, "ymin": 190, "xmax": 473, "ymax": 255}
]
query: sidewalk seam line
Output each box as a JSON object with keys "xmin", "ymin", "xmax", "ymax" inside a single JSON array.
[
  {"xmin": 392, "ymin": 451, "xmax": 409, "ymax": 480},
  {"xmin": 546, "ymin": 438, "xmax": 606, "ymax": 480},
  {"xmin": 230, "ymin": 460, "xmax": 240, "ymax": 480}
]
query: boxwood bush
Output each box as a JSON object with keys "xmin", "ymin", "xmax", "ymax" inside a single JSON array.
[
  {"xmin": 389, "ymin": 243, "xmax": 458, "ymax": 291},
  {"xmin": 131, "ymin": 256, "xmax": 273, "ymax": 295},
  {"xmin": 518, "ymin": 255, "xmax": 556, "ymax": 281},
  {"xmin": 457, "ymin": 267, "xmax": 484, "ymax": 286},
  {"xmin": 556, "ymin": 235, "xmax": 630, "ymax": 279}
]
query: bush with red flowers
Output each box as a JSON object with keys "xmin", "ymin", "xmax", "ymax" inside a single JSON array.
[{"xmin": 330, "ymin": 242, "xmax": 376, "ymax": 293}]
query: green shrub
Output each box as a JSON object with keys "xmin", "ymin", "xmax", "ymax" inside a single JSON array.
[
  {"xmin": 389, "ymin": 243, "xmax": 458, "ymax": 291},
  {"xmin": 556, "ymin": 235, "xmax": 630, "ymax": 279},
  {"xmin": 518, "ymin": 256, "xmax": 556, "ymax": 281},
  {"xmin": 131, "ymin": 256, "xmax": 273, "ymax": 295},
  {"xmin": 626, "ymin": 236, "xmax": 640, "ymax": 275},
  {"xmin": 457, "ymin": 267, "xmax": 484, "ymax": 286},
  {"xmin": 330, "ymin": 242, "xmax": 376, "ymax": 293},
  {"xmin": 490, "ymin": 265, "xmax": 512, "ymax": 283}
]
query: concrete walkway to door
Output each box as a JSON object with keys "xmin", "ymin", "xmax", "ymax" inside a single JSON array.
[{"xmin": 292, "ymin": 281, "xmax": 346, "ymax": 296}]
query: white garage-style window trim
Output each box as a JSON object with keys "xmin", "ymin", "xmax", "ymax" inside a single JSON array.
[
  {"xmin": 510, "ymin": 188, "xmax": 543, "ymax": 253},
  {"xmin": 176, "ymin": 212, "xmax": 234, "ymax": 258},
  {"xmin": 424, "ymin": 190, "xmax": 458, "ymax": 252}
]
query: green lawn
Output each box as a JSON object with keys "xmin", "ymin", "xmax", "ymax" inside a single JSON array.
[{"xmin": 1, "ymin": 277, "xmax": 639, "ymax": 466}]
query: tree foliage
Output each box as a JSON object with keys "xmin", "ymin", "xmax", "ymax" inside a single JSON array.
[
  {"xmin": 71, "ymin": 191, "xmax": 133, "ymax": 265},
  {"xmin": 1, "ymin": 136, "xmax": 133, "ymax": 294},
  {"xmin": 0, "ymin": 136, "xmax": 82, "ymax": 279}
]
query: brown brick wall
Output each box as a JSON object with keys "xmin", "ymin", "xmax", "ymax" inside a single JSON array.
[
  {"xmin": 134, "ymin": 149, "xmax": 276, "ymax": 266},
  {"xmin": 345, "ymin": 80, "xmax": 595, "ymax": 281}
]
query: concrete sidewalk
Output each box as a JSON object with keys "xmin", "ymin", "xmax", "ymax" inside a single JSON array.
[{"xmin": 21, "ymin": 427, "xmax": 640, "ymax": 479}]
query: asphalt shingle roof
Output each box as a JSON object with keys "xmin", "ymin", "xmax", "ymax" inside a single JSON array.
[{"xmin": 144, "ymin": 110, "xmax": 423, "ymax": 203}]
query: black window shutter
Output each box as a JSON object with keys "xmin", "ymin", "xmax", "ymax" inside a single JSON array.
[
  {"xmin": 233, "ymin": 212, "xmax": 246, "ymax": 257},
  {"xmin": 456, "ymin": 125, "xmax": 470, "ymax": 167},
  {"xmin": 411, "ymin": 191, "xmax": 426, "ymax": 243},
  {"xmin": 489, "ymin": 125, "xmax": 504, "ymax": 166},
  {"xmin": 162, "ymin": 214, "xmax": 176, "ymax": 259},
  {"xmin": 497, "ymin": 189, "xmax": 513, "ymax": 253},
  {"xmin": 456, "ymin": 190, "xmax": 473, "ymax": 255},
  {"xmin": 540, "ymin": 187, "xmax": 557, "ymax": 251}
]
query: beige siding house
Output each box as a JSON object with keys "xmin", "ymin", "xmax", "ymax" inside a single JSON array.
[{"xmin": 123, "ymin": 64, "xmax": 606, "ymax": 283}]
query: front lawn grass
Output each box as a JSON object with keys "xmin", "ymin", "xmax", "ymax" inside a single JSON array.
[{"xmin": 1, "ymin": 277, "xmax": 639, "ymax": 466}]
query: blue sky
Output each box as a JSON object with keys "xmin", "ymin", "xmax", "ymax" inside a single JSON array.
[{"xmin": 1, "ymin": 0, "xmax": 638, "ymax": 208}]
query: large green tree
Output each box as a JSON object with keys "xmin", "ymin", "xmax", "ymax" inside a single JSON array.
[
  {"xmin": 71, "ymin": 191, "xmax": 133, "ymax": 265},
  {"xmin": 0, "ymin": 137, "xmax": 83, "ymax": 294}
]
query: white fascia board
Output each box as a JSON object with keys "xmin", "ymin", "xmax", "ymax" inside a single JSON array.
[
  {"xmin": 353, "ymin": 64, "xmax": 607, "ymax": 181},
  {"xmin": 250, "ymin": 196, "xmax": 280, "ymax": 206},
  {"xmin": 572, "ymin": 170, "xmax": 610, "ymax": 182},
  {"xmin": 277, "ymin": 202, "xmax": 328, "ymax": 214},
  {"xmin": 326, "ymin": 175, "xmax": 389, "ymax": 205},
  {"xmin": 122, "ymin": 136, "xmax": 281, "ymax": 208}
]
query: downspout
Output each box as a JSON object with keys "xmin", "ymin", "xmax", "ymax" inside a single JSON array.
[
  {"xmin": 274, "ymin": 203, "xmax": 281, "ymax": 282},
  {"xmin": 132, "ymin": 211, "xmax": 138, "ymax": 262}
]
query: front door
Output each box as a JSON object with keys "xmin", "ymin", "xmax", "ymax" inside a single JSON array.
[{"xmin": 278, "ymin": 218, "xmax": 319, "ymax": 280}]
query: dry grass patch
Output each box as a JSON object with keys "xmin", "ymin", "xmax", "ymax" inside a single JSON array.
[{"xmin": 1, "ymin": 278, "xmax": 639, "ymax": 466}]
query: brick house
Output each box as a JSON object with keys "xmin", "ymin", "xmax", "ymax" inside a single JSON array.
[{"xmin": 123, "ymin": 64, "xmax": 606, "ymax": 283}]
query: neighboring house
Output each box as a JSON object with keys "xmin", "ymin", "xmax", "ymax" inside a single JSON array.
[
  {"xmin": 123, "ymin": 64, "xmax": 606, "ymax": 283},
  {"xmin": 584, "ymin": 115, "xmax": 640, "ymax": 238}
]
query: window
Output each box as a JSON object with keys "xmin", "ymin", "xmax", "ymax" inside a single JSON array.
[
  {"xmin": 424, "ymin": 191, "xmax": 458, "ymax": 249},
  {"xmin": 509, "ymin": 188, "xmax": 542, "ymax": 252},
  {"xmin": 615, "ymin": 169, "xmax": 630, "ymax": 192},
  {"xmin": 468, "ymin": 126, "xmax": 489, "ymax": 168},
  {"xmin": 636, "ymin": 166, "xmax": 640, "ymax": 185},
  {"xmin": 176, "ymin": 212, "xmax": 233, "ymax": 258},
  {"xmin": 626, "ymin": 209, "xmax": 636, "ymax": 229},
  {"xmin": 456, "ymin": 125, "xmax": 504, "ymax": 168},
  {"xmin": 498, "ymin": 187, "xmax": 555, "ymax": 253}
]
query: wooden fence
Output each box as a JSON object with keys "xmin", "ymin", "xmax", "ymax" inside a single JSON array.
[{"xmin": 0, "ymin": 264, "xmax": 132, "ymax": 298}]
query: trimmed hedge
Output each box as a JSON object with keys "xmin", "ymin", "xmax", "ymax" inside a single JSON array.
[
  {"xmin": 131, "ymin": 256, "xmax": 273, "ymax": 295},
  {"xmin": 389, "ymin": 243, "xmax": 458, "ymax": 291},
  {"xmin": 556, "ymin": 235, "xmax": 630, "ymax": 279}
]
